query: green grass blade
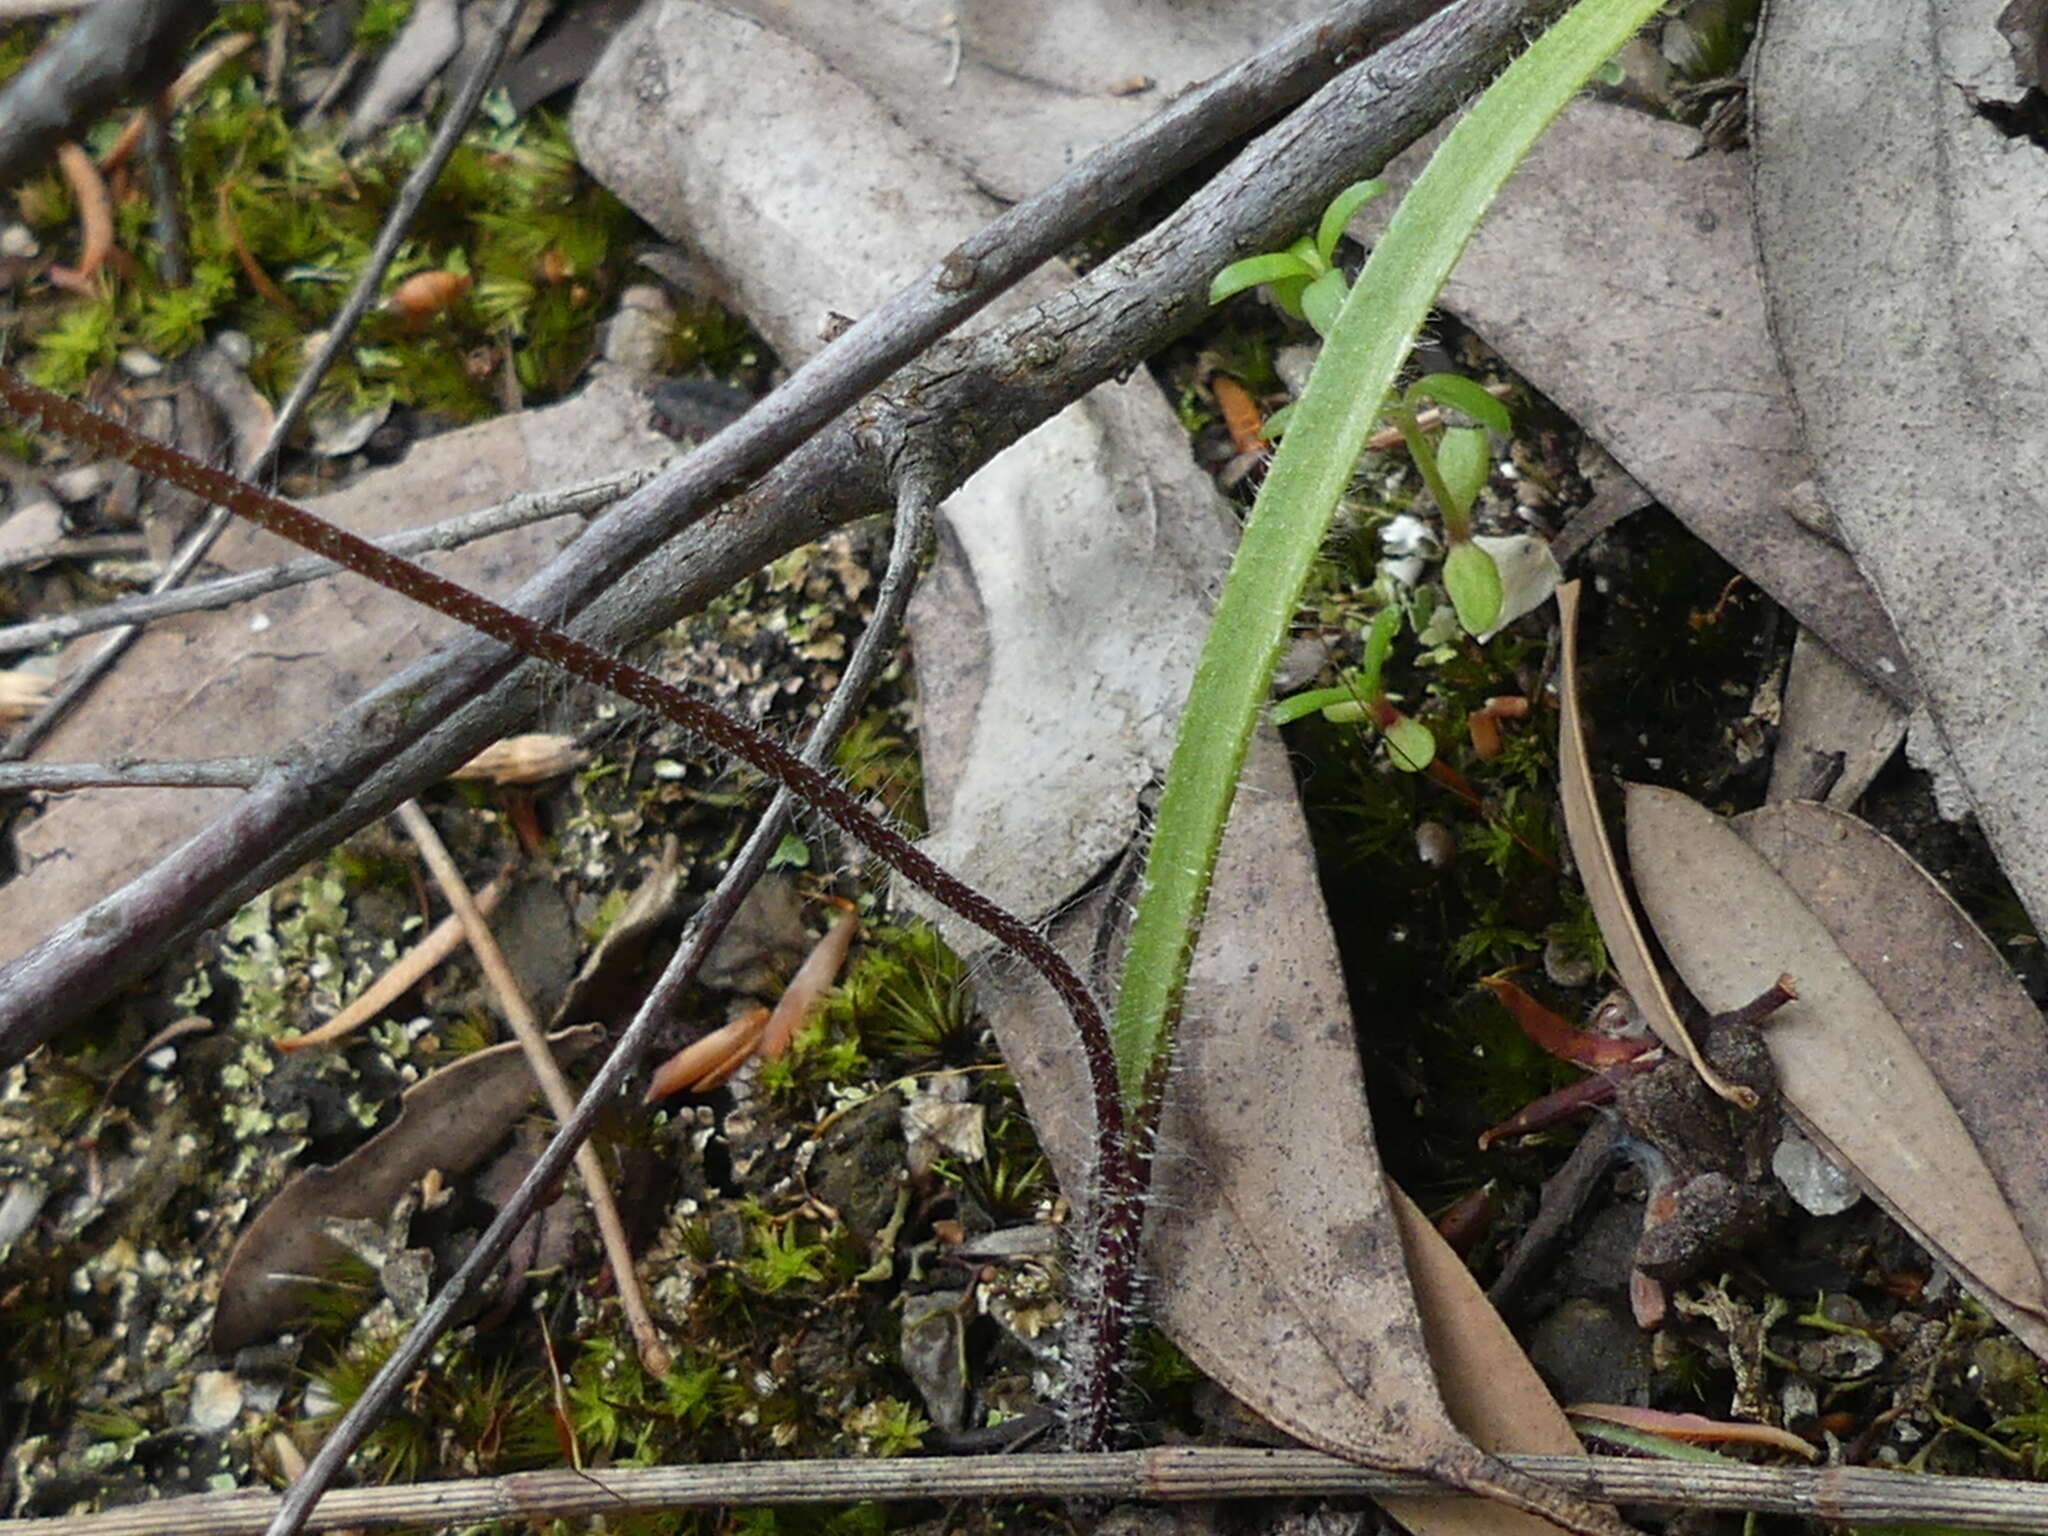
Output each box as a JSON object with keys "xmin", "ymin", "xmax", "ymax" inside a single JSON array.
[{"xmin": 1111, "ymin": 0, "xmax": 1665, "ymax": 1110}]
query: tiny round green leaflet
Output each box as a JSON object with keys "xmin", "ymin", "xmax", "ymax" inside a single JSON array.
[{"xmin": 1110, "ymin": 0, "xmax": 1666, "ymax": 1111}]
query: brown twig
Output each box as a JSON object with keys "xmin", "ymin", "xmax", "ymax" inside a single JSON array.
[
  {"xmin": 393, "ymin": 799, "xmax": 672, "ymax": 1377},
  {"xmin": 5, "ymin": 1448, "xmax": 2047, "ymax": 1536}
]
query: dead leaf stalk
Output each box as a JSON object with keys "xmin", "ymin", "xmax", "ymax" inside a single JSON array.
[{"xmin": 10, "ymin": 1448, "xmax": 2048, "ymax": 1536}]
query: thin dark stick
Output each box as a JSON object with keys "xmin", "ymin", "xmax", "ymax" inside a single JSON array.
[
  {"xmin": 11, "ymin": 1449, "xmax": 2048, "ymax": 1536},
  {"xmin": 0, "ymin": 465, "xmax": 657, "ymax": 654},
  {"xmin": 1, "ymin": 0, "xmax": 538, "ymax": 758},
  {"xmin": 0, "ymin": 0, "xmax": 210, "ymax": 192},
  {"xmin": 0, "ymin": 0, "xmax": 1557, "ymax": 1071},
  {"xmin": 140, "ymin": 93, "xmax": 188, "ymax": 285},
  {"xmin": 0, "ymin": 756, "xmax": 263, "ymax": 791}
]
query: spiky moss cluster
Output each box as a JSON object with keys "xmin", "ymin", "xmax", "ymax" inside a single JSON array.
[{"xmin": 0, "ymin": 5, "xmax": 668, "ymax": 423}]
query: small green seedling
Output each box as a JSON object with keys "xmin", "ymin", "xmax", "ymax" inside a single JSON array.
[
  {"xmin": 1208, "ymin": 178, "xmax": 1387, "ymax": 336},
  {"xmin": 1388, "ymin": 371, "xmax": 1513, "ymax": 634},
  {"xmin": 1270, "ymin": 605, "xmax": 1436, "ymax": 772},
  {"xmin": 1215, "ymin": 182, "xmax": 1515, "ymax": 635}
]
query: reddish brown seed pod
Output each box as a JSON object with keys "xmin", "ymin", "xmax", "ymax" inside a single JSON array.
[{"xmin": 385, "ymin": 268, "xmax": 472, "ymax": 320}]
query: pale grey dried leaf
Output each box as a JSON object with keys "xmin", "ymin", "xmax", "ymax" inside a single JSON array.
[
  {"xmin": 0, "ymin": 370, "xmax": 673, "ymax": 974},
  {"xmin": 1752, "ymin": 0, "xmax": 2048, "ymax": 934},
  {"xmin": 1765, "ymin": 630, "xmax": 1905, "ymax": 808},
  {"xmin": 211, "ymin": 1024, "xmax": 602, "ymax": 1352},
  {"xmin": 1350, "ymin": 100, "xmax": 1910, "ymax": 698},
  {"xmin": 1733, "ymin": 800, "xmax": 2048, "ymax": 1318},
  {"xmin": 1624, "ymin": 783, "xmax": 2048, "ymax": 1358},
  {"xmin": 722, "ymin": 0, "xmax": 1343, "ymax": 202}
]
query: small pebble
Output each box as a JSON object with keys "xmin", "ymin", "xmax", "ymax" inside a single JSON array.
[
  {"xmin": 1414, "ymin": 820, "xmax": 1456, "ymax": 868},
  {"xmin": 47, "ymin": 464, "xmax": 110, "ymax": 503},
  {"xmin": 1543, "ymin": 934, "xmax": 1595, "ymax": 989},
  {"xmin": 0, "ymin": 223, "xmax": 37, "ymax": 258},
  {"xmin": 1772, "ymin": 1122, "xmax": 1861, "ymax": 1216},
  {"xmin": 187, "ymin": 1370, "xmax": 244, "ymax": 1433}
]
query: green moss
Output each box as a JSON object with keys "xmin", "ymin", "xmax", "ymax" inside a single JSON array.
[
  {"xmin": 6, "ymin": 77, "xmax": 656, "ymax": 421},
  {"xmin": 353, "ymin": 0, "xmax": 415, "ymax": 51},
  {"xmin": 27, "ymin": 301, "xmax": 118, "ymax": 392}
]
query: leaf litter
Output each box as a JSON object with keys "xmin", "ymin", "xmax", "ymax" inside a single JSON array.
[
  {"xmin": 1625, "ymin": 784, "xmax": 2048, "ymax": 1362},
  {"xmin": 19, "ymin": 3, "xmax": 2048, "ymax": 1531}
]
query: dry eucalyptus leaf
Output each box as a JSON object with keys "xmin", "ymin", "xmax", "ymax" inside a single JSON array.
[
  {"xmin": 210, "ymin": 1024, "xmax": 601, "ymax": 1352},
  {"xmin": 1553, "ymin": 582, "xmax": 1746, "ymax": 1105},
  {"xmin": 715, "ymin": 0, "xmax": 1348, "ymax": 202},
  {"xmin": 1386, "ymin": 1184, "xmax": 1600, "ymax": 1536},
  {"xmin": 553, "ymin": 838, "xmax": 682, "ymax": 1027},
  {"xmin": 1752, "ymin": 0, "xmax": 2048, "ymax": 934},
  {"xmin": 1623, "ymin": 784, "xmax": 2048, "ymax": 1358},
  {"xmin": 1732, "ymin": 800, "xmax": 2048, "ymax": 1324},
  {"xmin": 1349, "ymin": 100, "xmax": 1910, "ymax": 699}
]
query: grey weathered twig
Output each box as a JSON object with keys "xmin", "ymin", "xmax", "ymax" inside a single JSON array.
[
  {"xmin": 0, "ymin": 465, "xmax": 659, "ymax": 654},
  {"xmin": 0, "ymin": 755, "xmax": 263, "ymax": 790},
  {"xmin": 8, "ymin": 1448, "xmax": 2048, "ymax": 1536},
  {"xmin": 0, "ymin": 0, "xmax": 1545, "ymax": 1071}
]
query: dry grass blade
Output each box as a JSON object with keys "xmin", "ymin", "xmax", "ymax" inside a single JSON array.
[
  {"xmin": 1552, "ymin": 581, "xmax": 1750, "ymax": 1106},
  {"xmin": 394, "ymin": 800, "xmax": 672, "ymax": 1377},
  {"xmin": 275, "ymin": 870, "xmax": 510, "ymax": 1052}
]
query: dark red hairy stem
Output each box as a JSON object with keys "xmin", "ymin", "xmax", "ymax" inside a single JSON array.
[{"xmin": 0, "ymin": 367, "xmax": 1139, "ymax": 1236}]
